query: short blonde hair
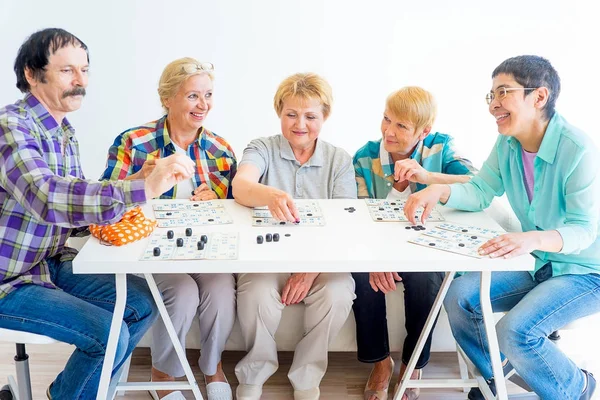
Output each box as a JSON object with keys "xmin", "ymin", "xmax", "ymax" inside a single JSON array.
[
  {"xmin": 273, "ymin": 73, "xmax": 333, "ymax": 119},
  {"xmin": 157, "ymin": 57, "xmax": 215, "ymax": 112},
  {"xmin": 385, "ymin": 86, "xmax": 437, "ymax": 130}
]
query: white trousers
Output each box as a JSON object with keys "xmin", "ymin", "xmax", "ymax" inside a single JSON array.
[{"xmin": 235, "ymin": 273, "xmax": 355, "ymax": 390}]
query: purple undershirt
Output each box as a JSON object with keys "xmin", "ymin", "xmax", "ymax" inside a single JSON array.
[{"xmin": 522, "ymin": 148, "xmax": 537, "ymax": 203}]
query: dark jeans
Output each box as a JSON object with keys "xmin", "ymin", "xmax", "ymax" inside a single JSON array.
[{"xmin": 352, "ymin": 271, "xmax": 445, "ymax": 369}]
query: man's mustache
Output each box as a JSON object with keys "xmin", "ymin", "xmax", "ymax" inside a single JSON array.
[{"xmin": 62, "ymin": 87, "xmax": 86, "ymax": 98}]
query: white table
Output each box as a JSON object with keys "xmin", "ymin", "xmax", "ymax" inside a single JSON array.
[{"xmin": 73, "ymin": 199, "xmax": 534, "ymax": 400}]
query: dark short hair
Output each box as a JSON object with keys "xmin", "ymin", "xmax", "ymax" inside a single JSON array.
[
  {"xmin": 492, "ymin": 55, "xmax": 561, "ymax": 120},
  {"xmin": 14, "ymin": 28, "xmax": 89, "ymax": 93}
]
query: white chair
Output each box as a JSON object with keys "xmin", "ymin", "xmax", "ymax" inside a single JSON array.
[{"xmin": 0, "ymin": 328, "xmax": 57, "ymax": 400}]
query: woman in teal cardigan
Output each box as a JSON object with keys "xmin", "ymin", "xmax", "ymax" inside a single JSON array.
[{"xmin": 405, "ymin": 55, "xmax": 600, "ymax": 400}]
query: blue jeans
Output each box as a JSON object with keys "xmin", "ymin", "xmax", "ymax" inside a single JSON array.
[
  {"xmin": 444, "ymin": 270, "xmax": 600, "ymax": 399},
  {"xmin": 0, "ymin": 256, "xmax": 158, "ymax": 399}
]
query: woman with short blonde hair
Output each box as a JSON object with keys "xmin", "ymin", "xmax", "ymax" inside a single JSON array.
[{"xmin": 232, "ymin": 72, "xmax": 356, "ymax": 400}]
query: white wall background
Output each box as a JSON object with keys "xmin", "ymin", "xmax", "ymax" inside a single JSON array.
[{"xmin": 1, "ymin": 0, "xmax": 598, "ymax": 180}]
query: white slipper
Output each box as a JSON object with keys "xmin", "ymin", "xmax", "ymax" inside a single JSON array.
[
  {"xmin": 149, "ymin": 390, "xmax": 186, "ymax": 400},
  {"xmin": 206, "ymin": 381, "xmax": 233, "ymax": 400},
  {"xmin": 294, "ymin": 387, "xmax": 320, "ymax": 400},
  {"xmin": 236, "ymin": 384, "xmax": 263, "ymax": 400}
]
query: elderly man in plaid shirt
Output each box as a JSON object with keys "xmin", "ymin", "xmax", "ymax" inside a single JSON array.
[{"xmin": 0, "ymin": 28, "xmax": 195, "ymax": 399}]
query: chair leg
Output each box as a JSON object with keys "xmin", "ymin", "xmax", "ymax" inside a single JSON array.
[
  {"xmin": 456, "ymin": 346, "xmax": 471, "ymax": 393},
  {"xmin": 116, "ymin": 355, "xmax": 132, "ymax": 397},
  {"xmin": 14, "ymin": 344, "xmax": 32, "ymax": 400}
]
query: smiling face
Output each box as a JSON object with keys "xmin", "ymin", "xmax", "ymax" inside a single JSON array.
[
  {"xmin": 164, "ymin": 73, "xmax": 213, "ymax": 134},
  {"xmin": 26, "ymin": 44, "xmax": 89, "ymax": 122},
  {"xmin": 381, "ymin": 109, "xmax": 430, "ymax": 157},
  {"xmin": 489, "ymin": 73, "xmax": 539, "ymax": 138},
  {"xmin": 280, "ymin": 96, "xmax": 325, "ymax": 152}
]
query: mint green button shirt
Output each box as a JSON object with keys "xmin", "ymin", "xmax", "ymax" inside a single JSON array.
[{"xmin": 446, "ymin": 113, "xmax": 600, "ymax": 277}]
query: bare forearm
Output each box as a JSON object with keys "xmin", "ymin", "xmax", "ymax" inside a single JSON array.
[
  {"xmin": 535, "ymin": 230, "xmax": 564, "ymax": 253},
  {"xmin": 426, "ymin": 172, "xmax": 471, "ymax": 185},
  {"xmin": 232, "ymin": 178, "xmax": 274, "ymax": 207}
]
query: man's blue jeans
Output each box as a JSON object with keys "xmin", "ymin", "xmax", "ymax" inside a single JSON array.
[
  {"xmin": 0, "ymin": 256, "xmax": 158, "ymax": 399},
  {"xmin": 444, "ymin": 270, "xmax": 600, "ymax": 399}
]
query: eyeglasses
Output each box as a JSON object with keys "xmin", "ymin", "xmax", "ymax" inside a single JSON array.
[
  {"xmin": 181, "ymin": 62, "xmax": 214, "ymax": 74},
  {"xmin": 485, "ymin": 87, "xmax": 537, "ymax": 105}
]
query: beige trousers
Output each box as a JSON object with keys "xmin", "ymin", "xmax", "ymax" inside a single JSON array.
[{"xmin": 235, "ymin": 273, "xmax": 355, "ymax": 390}]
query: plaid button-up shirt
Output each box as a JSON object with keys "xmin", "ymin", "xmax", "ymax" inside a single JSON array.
[
  {"xmin": 100, "ymin": 115, "xmax": 236, "ymax": 199},
  {"xmin": 353, "ymin": 133, "xmax": 476, "ymax": 199},
  {"xmin": 0, "ymin": 94, "xmax": 147, "ymax": 299}
]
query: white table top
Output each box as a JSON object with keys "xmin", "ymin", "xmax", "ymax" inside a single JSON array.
[{"xmin": 73, "ymin": 199, "xmax": 534, "ymax": 274}]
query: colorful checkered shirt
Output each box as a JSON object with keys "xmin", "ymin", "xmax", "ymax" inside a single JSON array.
[
  {"xmin": 0, "ymin": 94, "xmax": 147, "ymax": 299},
  {"xmin": 100, "ymin": 115, "xmax": 236, "ymax": 199},
  {"xmin": 353, "ymin": 133, "xmax": 476, "ymax": 198}
]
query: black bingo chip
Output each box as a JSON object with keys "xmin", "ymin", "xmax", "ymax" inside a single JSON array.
[
  {"xmin": 266, "ymin": 233, "xmax": 273, "ymax": 242},
  {"xmin": 471, "ymin": 236, "xmax": 478, "ymax": 239},
  {"xmin": 193, "ymin": 203, "xmax": 199, "ymax": 207},
  {"xmin": 256, "ymin": 219, "xmax": 262, "ymax": 223},
  {"xmin": 285, "ymin": 233, "xmax": 291, "ymax": 237},
  {"xmin": 429, "ymin": 243, "xmax": 436, "ymax": 246},
  {"xmin": 405, "ymin": 226, "xmax": 412, "ymax": 230},
  {"xmin": 197, "ymin": 241, "xmax": 205, "ymax": 250},
  {"xmin": 176, "ymin": 238, "xmax": 184, "ymax": 247},
  {"xmin": 167, "ymin": 230, "xmax": 174, "ymax": 239},
  {"xmin": 166, "ymin": 212, "xmax": 172, "ymax": 216},
  {"xmin": 379, "ymin": 207, "xmax": 385, "ymax": 211},
  {"xmin": 458, "ymin": 243, "xmax": 465, "ymax": 247},
  {"xmin": 462, "ymin": 229, "xmax": 468, "ymax": 232},
  {"xmin": 201, "ymin": 235, "xmax": 208, "ymax": 243},
  {"xmin": 208, "ymin": 219, "xmax": 214, "ymax": 222},
  {"xmin": 257, "ymin": 235, "xmax": 264, "ymax": 244},
  {"xmin": 280, "ymin": 221, "xmax": 286, "ymax": 225},
  {"xmin": 307, "ymin": 213, "xmax": 313, "ymax": 216},
  {"xmin": 185, "ymin": 227, "xmax": 192, "ymax": 236},
  {"xmin": 153, "ymin": 247, "xmax": 161, "ymax": 256},
  {"xmin": 377, "ymin": 217, "xmax": 383, "ymax": 221},
  {"xmin": 273, "ymin": 233, "xmax": 280, "ymax": 242}
]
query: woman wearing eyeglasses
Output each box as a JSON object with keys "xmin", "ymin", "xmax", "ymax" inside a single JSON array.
[
  {"xmin": 404, "ymin": 55, "xmax": 600, "ymax": 400},
  {"xmin": 352, "ymin": 86, "xmax": 475, "ymax": 400},
  {"xmin": 231, "ymin": 72, "xmax": 356, "ymax": 400},
  {"xmin": 101, "ymin": 57, "xmax": 236, "ymax": 400}
]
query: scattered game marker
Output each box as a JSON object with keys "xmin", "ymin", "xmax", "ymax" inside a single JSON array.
[
  {"xmin": 471, "ymin": 236, "xmax": 478, "ymax": 239},
  {"xmin": 201, "ymin": 235, "xmax": 208, "ymax": 243},
  {"xmin": 266, "ymin": 233, "xmax": 273, "ymax": 242},
  {"xmin": 167, "ymin": 230, "xmax": 174, "ymax": 239},
  {"xmin": 197, "ymin": 241, "xmax": 205, "ymax": 250},
  {"xmin": 176, "ymin": 238, "xmax": 184, "ymax": 247},
  {"xmin": 429, "ymin": 243, "xmax": 436, "ymax": 246},
  {"xmin": 458, "ymin": 243, "xmax": 465, "ymax": 247},
  {"xmin": 285, "ymin": 233, "xmax": 291, "ymax": 237},
  {"xmin": 153, "ymin": 247, "xmax": 161, "ymax": 256},
  {"xmin": 273, "ymin": 233, "xmax": 280, "ymax": 242},
  {"xmin": 185, "ymin": 227, "xmax": 193, "ymax": 236},
  {"xmin": 405, "ymin": 226, "xmax": 412, "ymax": 230},
  {"xmin": 166, "ymin": 212, "xmax": 172, "ymax": 216},
  {"xmin": 257, "ymin": 235, "xmax": 264, "ymax": 244}
]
